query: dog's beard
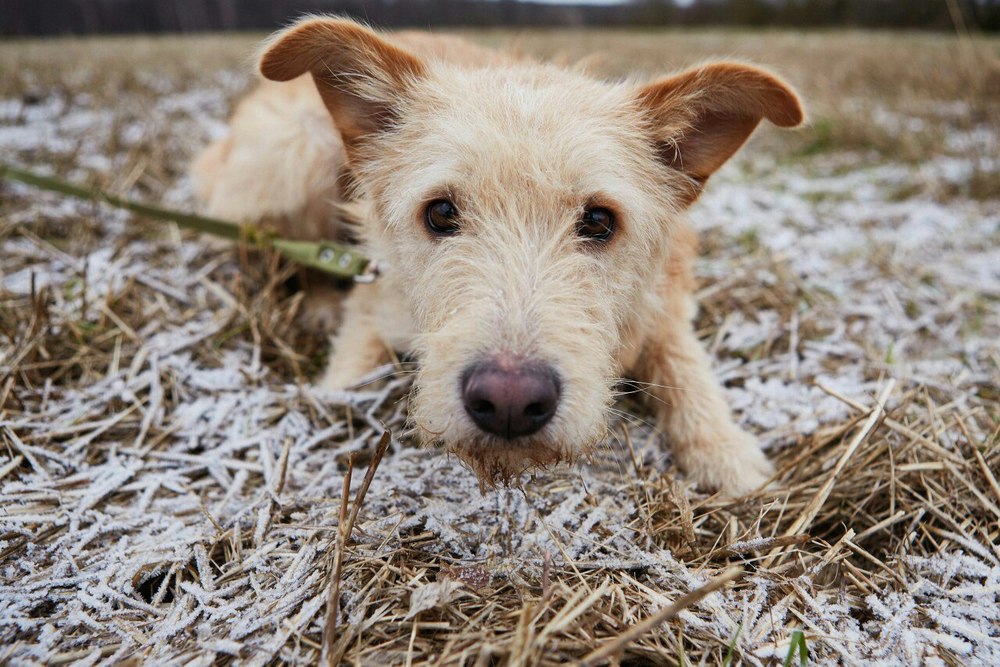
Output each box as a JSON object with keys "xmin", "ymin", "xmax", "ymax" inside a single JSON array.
[
  {"xmin": 424, "ymin": 433, "xmax": 602, "ymax": 491},
  {"xmin": 451, "ymin": 439, "xmax": 569, "ymax": 489}
]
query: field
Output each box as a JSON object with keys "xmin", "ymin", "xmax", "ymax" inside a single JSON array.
[{"xmin": 2, "ymin": 28, "xmax": 999, "ymax": 665}]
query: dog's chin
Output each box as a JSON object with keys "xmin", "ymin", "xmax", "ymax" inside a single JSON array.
[{"xmin": 445, "ymin": 438, "xmax": 583, "ymax": 490}]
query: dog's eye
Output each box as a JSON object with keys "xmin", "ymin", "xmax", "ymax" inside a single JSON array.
[
  {"xmin": 577, "ymin": 207, "xmax": 615, "ymax": 241},
  {"xmin": 425, "ymin": 199, "xmax": 460, "ymax": 236}
]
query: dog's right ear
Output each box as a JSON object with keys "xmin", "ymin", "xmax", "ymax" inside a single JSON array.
[
  {"xmin": 259, "ymin": 17, "xmax": 425, "ymax": 151},
  {"xmin": 636, "ymin": 62, "xmax": 804, "ymax": 204}
]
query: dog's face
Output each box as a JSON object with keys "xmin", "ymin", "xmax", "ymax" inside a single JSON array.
[{"xmin": 260, "ymin": 19, "xmax": 803, "ymax": 485}]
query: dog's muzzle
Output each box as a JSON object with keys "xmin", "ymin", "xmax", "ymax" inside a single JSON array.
[{"xmin": 461, "ymin": 358, "xmax": 560, "ymax": 440}]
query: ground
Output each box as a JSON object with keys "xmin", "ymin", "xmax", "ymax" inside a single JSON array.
[{"xmin": 1, "ymin": 29, "xmax": 999, "ymax": 666}]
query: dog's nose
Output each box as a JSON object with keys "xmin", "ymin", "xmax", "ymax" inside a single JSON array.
[{"xmin": 461, "ymin": 360, "xmax": 560, "ymax": 440}]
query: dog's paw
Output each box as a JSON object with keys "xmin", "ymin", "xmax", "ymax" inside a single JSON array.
[
  {"xmin": 677, "ymin": 429, "xmax": 774, "ymax": 498},
  {"xmin": 317, "ymin": 363, "xmax": 362, "ymax": 391},
  {"xmin": 317, "ymin": 328, "xmax": 389, "ymax": 391}
]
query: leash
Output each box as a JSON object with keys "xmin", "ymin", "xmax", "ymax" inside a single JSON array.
[{"xmin": 1, "ymin": 162, "xmax": 376, "ymax": 282}]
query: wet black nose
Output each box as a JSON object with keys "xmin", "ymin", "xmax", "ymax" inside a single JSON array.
[{"xmin": 461, "ymin": 360, "xmax": 560, "ymax": 440}]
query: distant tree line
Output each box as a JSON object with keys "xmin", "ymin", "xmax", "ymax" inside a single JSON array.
[
  {"xmin": 644, "ymin": 0, "xmax": 999, "ymax": 30},
  {"xmin": 3, "ymin": 0, "xmax": 998, "ymax": 36}
]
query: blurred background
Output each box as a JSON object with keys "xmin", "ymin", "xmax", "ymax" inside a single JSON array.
[{"xmin": 5, "ymin": 0, "xmax": 1000, "ymax": 35}]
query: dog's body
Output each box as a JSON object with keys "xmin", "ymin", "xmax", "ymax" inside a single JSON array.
[{"xmin": 192, "ymin": 18, "xmax": 804, "ymax": 496}]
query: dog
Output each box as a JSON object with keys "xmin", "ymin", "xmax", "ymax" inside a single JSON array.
[{"xmin": 192, "ymin": 17, "xmax": 804, "ymax": 496}]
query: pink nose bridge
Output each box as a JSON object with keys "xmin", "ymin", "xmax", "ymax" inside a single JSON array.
[{"xmin": 460, "ymin": 358, "xmax": 561, "ymax": 440}]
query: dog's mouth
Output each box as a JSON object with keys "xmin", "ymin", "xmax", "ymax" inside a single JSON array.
[
  {"xmin": 450, "ymin": 441, "xmax": 569, "ymax": 489},
  {"xmin": 444, "ymin": 437, "xmax": 588, "ymax": 490}
]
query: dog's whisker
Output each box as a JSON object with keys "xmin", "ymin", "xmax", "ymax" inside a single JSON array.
[
  {"xmin": 607, "ymin": 408, "xmax": 658, "ymax": 432},
  {"xmin": 611, "ymin": 385, "xmax": 676, "ymax": 411},
  {"xmin": 617, "ymin": 379, "xmax": 687, "ymax": 391}
]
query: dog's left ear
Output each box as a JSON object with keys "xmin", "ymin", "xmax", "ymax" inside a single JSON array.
[
  {"xmin": 258, "ymin": 17, "xmax": 425, "ymax": 153},
  {"xmin": 637, "ymin": 63, "xmax": 804, "ymax": 203}
]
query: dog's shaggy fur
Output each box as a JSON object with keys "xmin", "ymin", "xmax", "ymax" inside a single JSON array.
[{"xmin": 192, "ymin": 17, "xmax": 804, "ymax": 496}]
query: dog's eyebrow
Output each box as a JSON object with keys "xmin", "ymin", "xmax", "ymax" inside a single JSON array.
[
  {"xmin": 582, "ymin": 193, "xmax": 622, "ymax": 212},
  {"xmin": 421, "ymin": 184, "xmax": 461, "ymax": 206}
]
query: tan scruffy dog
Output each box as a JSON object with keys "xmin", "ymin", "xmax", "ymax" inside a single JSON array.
[{"xmin": 192, "ymin": 17, "xmax": 804, "ymax": 496}]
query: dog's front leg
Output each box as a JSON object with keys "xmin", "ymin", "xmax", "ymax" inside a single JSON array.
[
  {"xmin": 317, "ymin": 285, "xmax": 389, "ymax": 390},
  {"xmin": 635, "ymin": 296, "xmax": 773, "ymax": 496}
]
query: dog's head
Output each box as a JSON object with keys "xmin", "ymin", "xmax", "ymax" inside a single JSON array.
[{"xmin": 260, "ymin": 18, "xmax": 803, "ymax": 485}]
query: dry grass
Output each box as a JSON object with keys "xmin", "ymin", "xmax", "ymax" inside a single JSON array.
[{"xmin": 1, "ymin": 28, "xmax": 999, "ymax": 665}]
